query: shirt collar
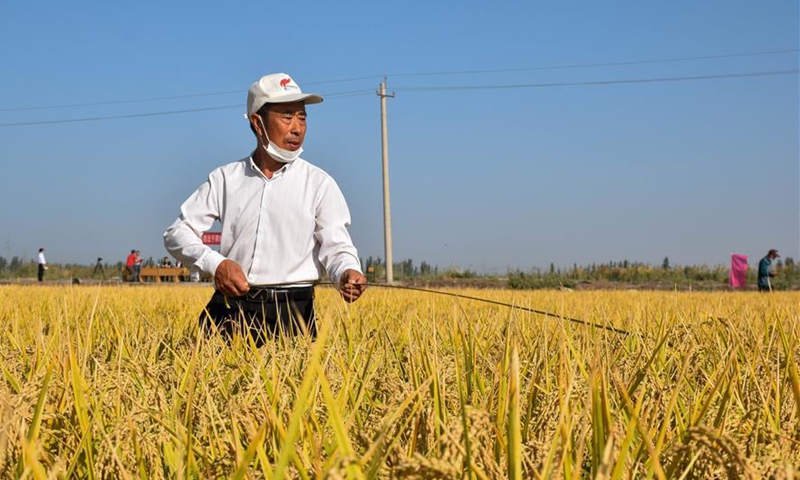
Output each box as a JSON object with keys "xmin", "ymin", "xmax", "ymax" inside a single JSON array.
[{"xmin": 248, "ymin": 154, "xmax": 296, "ymax": 180}]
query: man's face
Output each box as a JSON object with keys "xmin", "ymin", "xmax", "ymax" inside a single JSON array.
[{"xmin": 259, "ymin": 101, "xmax": 307, "ymax": 151}]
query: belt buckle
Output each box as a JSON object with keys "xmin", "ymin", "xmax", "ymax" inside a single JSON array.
[{"xmin": 245, "ymin": 288, "xmax": 269, "ymax": 302}]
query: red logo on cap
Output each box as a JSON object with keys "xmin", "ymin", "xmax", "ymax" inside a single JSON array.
[{"xmin": 280, "ymin": 78, "xmax": 291, "ymax": 88}]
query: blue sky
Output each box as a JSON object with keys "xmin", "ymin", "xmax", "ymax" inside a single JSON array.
[{"xmin": 1, "ymin": 1, "xmax": 797, "ymax": 273}]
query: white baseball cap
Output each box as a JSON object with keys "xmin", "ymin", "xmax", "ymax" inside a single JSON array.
[{"xmin": 246, "ymin": 73, "xmax": 323, "ymax": 115}]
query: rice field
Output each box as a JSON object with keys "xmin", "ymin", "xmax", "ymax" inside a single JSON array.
[{"xmin": 0, "ymin": 285, "xmax": 797, "ymax": 479}]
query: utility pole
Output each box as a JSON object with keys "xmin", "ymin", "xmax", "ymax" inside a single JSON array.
[{"xmin": 377, "ymin": 77, "xmax": 395, "ymax": 283}]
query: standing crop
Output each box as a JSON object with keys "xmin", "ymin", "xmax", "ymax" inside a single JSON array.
[{"xmin": 0, "ymin": 286, "xmax": 797, "ymax": 478}]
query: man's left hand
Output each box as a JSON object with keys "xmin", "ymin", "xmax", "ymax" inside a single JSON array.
[{"xmin": 339, "ymin": 269, "xmax": 367, "ymax": 303}]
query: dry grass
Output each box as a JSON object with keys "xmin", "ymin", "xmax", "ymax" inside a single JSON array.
[{"xmin": 0, "ymin": 285, "xmax": 797, "ymax": 479}]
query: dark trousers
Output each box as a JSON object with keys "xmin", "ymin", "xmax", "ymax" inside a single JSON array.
[
  {"xmin": 199, "ymin": 288, "xmax": 316, "ymax": 347},
  {"xmin": 37, "ymin": 264, "xmax": 44, "ymax": 282}
]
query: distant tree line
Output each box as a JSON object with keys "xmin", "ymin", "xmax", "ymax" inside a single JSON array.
[
  {"xmin": 362, "ymin": 256, "xmax": 478, "ymax": 282},
  {"xmin": 2, "ymin": 255, "xmax": 797, "ymax": 290},
  {"xmin": 508, "ymin": 256, "xmax": 800, "ymax": 290}
]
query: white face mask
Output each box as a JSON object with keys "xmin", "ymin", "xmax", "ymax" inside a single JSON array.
[{"xmin": 259, "ymin": 117, "xmax": 302, "ymax": 163}]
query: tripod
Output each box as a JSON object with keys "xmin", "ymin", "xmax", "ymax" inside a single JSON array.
[{"xmin": 92, "ymin": 257, "xmax": 106, "ymax": 280}]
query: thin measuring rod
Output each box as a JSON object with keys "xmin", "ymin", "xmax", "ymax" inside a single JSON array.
[{"xmin": 321, "ymin": 282, "xmax": 630, "ymax": 335}]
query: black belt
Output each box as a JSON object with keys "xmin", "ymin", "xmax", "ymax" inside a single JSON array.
[{"xmin": 232, "ymin": 285, "xmax": 315, "ymax": 303}]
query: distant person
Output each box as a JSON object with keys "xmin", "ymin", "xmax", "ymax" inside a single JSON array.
[
  {"xmin": 164, "ymin": 72, "xmax": 366, "ymax": 345},
  {"xmin": 37, "ymin": 247, "xmax": 47, "ymax": 282},
  {"xmin": 133, "ymin": 250, "xmax": 142, "ymax": 282},
  {"xmin": 159, "ymin": 256, "xmax": 173, "ymax": 282},
  {"xmin": 125, "ymin": 250, "xmax": 136, "ymax": 282},
  {"xmin": 758, "ymin": 249, "xmax": 779, "ymax": 292}
]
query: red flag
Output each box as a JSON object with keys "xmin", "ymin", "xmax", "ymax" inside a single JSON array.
[{"xmin": 730, "ymin": 254, "xmax": 748, "ymax": 288}]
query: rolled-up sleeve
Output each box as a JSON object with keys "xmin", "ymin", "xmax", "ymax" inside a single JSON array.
[
  {"xmin": 314, "ymin": 179, "xmax": 362, "ymax": 284},
  {"xmin": 163, "ymin": 171, "xmax": 227, "ymax": 277}
]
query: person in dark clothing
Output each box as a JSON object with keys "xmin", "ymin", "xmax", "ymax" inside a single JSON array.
[
  {"xmin": 757, "ymin": 249, "xmax": 779, "ymax": 292},
  {"xmin": 37, "ymin": 248, "xmax": 47, "ymax": 282}
]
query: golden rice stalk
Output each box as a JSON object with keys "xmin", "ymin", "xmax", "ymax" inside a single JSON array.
[{"xmin": 507, "ymin": 344, "xmax": 522, "ymax": 480}]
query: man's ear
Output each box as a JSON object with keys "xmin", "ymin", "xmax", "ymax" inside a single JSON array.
[{"xmin": 250, "ymin": 114, "xmax": 264, "ymax": 137}]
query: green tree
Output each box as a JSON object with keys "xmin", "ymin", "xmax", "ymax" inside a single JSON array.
[
  {"xmin": 420, "ymin": 261, "xmax": 431, "ymax": 276},
  {"xmin": 9, "ymin": 256, "xmax": 21, "ymax": 272}
]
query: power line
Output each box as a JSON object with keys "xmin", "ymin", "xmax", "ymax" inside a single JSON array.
[
  {"xmin": 0, "ymin": 85, "xmax": 379, "ymax": 113},
  {"xmin": 0, "ymin": 77, "xmax": 386, "ymax": 113},
  {"xmin": 0, "ymin": 105, "xmax": 239, "ymax": 127},
  {"xmin": 0, "ymin": 90, "xmax": 242, "ymax": 113},
  {"xmin": 1, "ymin": 48, "xmax": 795, "ymax": 113},
  {"xmin": 0, "ymin": 69, "xmax": 795, "ymax": 128},
  {"xmin": 389, "ymin": 48, "xmax": 799, "ymax": 77},
  {"xmin": 393, "ymin": 69, "xmax": 799, "ymax": 92},
  {"xmin": 303, "ymin": 74, "xmax": 383, "ymax": 86},
  {"xmin": 319, "ymin": 89, "xmax": 379, "ymax": 98},
  {"xmin": 0, "ymin": 90, "xmax": 376, "ymax": 128}
]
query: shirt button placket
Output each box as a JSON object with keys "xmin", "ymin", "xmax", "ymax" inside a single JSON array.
[{"xmin": 252, "ymin": 182, "xmax": 269, "ymax": 279}]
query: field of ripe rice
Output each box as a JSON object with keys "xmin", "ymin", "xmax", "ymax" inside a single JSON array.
[{"xmin": 0, "ymin": 285, "xmax": 797, "ymax": 479}]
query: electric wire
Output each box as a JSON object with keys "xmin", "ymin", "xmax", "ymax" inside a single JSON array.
[
  {"xmin": 0, "ymin": 86, "xmax": 380, "ymax": 113},
  {"xmin": 0, "ymin": 83, "xmax": 380, "ymax": 114},
  {"xmin": 0, "ymin": 90, "xmax": 242, "ymax": 113},
  {"xmin": 318, "ymin": 282, "xmax": 630, "ymax": 335},
  {"xmin": 393, "ymin": 69, "xmax": 799, "ymax": 92},
  {"xmin": 388, "ymin": 47, "xmax": 799, "ymax": 77},
  {"xmin": 1, "ymin": 47, "xmax": 795, "ymax": 113},
  {"xmin": 0, "ymin": 105, "xmax": 240, "ymax": 127},
  {"xmin": 0, "ymin": 90, "xmax": 375, "ymax": 127},
  {"xmin": 1, "ymin": 69, "xmax": 793, "ymax": 128},
  {"xmin": 302, "ymin": 74, "xmax": 383, "ymax": 86}
]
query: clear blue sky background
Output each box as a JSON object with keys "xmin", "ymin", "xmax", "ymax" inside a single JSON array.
[{"xmin": 1, "ymin": 1, "xmax": 797, "ymax": 273}]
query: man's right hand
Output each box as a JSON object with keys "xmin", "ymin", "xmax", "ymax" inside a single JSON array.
[{"xmin": 214, "ymin": 259, "xmax": 250, "ymax": 297}]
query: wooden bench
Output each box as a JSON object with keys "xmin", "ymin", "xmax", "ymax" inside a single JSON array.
[{"xmin": 122, "ymin": 266, "xmax": 190, "ymax": 282}]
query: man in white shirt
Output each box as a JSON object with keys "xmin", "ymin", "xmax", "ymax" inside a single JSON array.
[
  {"xmin": 37, "ymin": 247, "xmax": 47, "ymax": 282},
  {"xmin": 164, "ymin": 73, "xmax": 367, "ymax": 344}
]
